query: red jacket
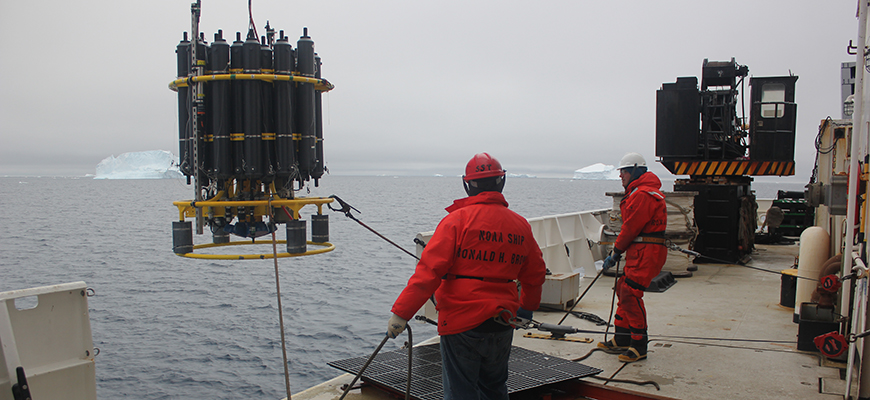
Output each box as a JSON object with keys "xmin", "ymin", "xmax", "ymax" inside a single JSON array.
[
  {"xmin": 391, "ymin": 191, "xmax": 547, "ymax": 335},
  {"xmin": 614, "ymin": 171, "xmax": 668, "ymax": 289}
]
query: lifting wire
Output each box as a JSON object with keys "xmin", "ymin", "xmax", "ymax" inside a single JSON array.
[
  {"xmin": 328, "ymin": 195, "xmax": 437, "ymax": 308},
  {"xmin": 338, "ymin": 326, "xmax": 413, "ymax": 400},
  {"xmin": 328, "ymin": 195, "xmax": 419, "ymax": 260},
  {"xmin": 267, "ymin": 199, "xmax": 292, "ymax": 400}
]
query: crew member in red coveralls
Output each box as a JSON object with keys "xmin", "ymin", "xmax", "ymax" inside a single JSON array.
[
  {"xmin": 386, "ymin": 153, "xmax": 547, "ymax": 400},
  {"xmin": 596, "ymin": 152, "xmax": 667, "ymax": 363}
]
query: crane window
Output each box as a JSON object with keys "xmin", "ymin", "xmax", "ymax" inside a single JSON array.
[{"xmin": 761, "ymin": 83, "xmax": 786, "ymax": 118}]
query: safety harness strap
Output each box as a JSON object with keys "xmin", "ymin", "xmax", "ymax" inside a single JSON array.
[
  {"xmin": 625, "ymin": 277, "xmax": 648, "ymax": 291},
  {"xmin": 442, "ymin": 273, "xmax": 515, "ymax": 284},
  {"xmin": 632, "ymin": 234, "xmax": 667, "ymax": 245}
]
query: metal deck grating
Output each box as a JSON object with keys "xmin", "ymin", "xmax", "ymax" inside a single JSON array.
[{"xmin": 329, "ymin": 343, "xmax": 601, "ymax": 400}]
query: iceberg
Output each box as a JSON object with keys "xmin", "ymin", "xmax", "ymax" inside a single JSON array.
[
  {"xmin": 572, "ymin": 163, "xmax": 619, "ymax": 180},
  {"xmin": 94, "ymin": 150, "xmax": 183, "ymax": 179}
]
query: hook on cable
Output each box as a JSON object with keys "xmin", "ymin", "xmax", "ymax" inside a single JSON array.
[{"xmin": 328, "ymin": 195, "xmax": 360, "ymax": 220}]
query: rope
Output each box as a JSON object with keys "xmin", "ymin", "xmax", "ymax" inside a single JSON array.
[
  {"xmin": 550, "ymin": 322, "xmax": 799, "ymax": 344},
  {"xmin": 663, "ymin": 197, "xmax": 698, "ymax": 243},
  {"xmin": 603, "ymin": 261, "xmax": 620, "ymax": 342},
  {"xmin": 666, "ymin": 241, "xmax": 819, "ymax": 282},
  {"xmin": 810, "ymin": 117, "xmax": 835, "ymax": 184},
  {"xmin": 247, "ymin": 0, "xmax": 258, "ymax": 40},
  {"xmin": 267, "ymin": 199, "xmax": 292, "ymax": 400},
  {"xmin": 589, "ymin": 375, "xmax": 661, "ymax": 390}
]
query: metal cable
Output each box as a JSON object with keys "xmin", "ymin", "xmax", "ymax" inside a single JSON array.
[
  {"xmin": 328, "ymin": 195, "xmax": 418, "ymax": 260},
  {"xmin": 267, "ymin": 199, "xmax": 292, "ymax": 400},
  {"xmin": 329, "ymin": 195, "xmax": 436, "ymax": 307},
  {"xmin": 557, "ymin": 265, "xmax": 608, "ymax": 325},
  {"xmin": 667, "ymin": 241, "xmax": 819, "ymax": 282}
]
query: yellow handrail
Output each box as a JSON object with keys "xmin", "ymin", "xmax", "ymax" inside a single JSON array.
[
  {"xmin": 176, "ymin": 240, "xmax": 335, "ymax": 260},
  {"xmin": 173, "ymin": 197, "xmax": 333, "ymax": 220},
  {"xmin": 169, "ymin": 73, "xmax": 334, "ymax": 92}
]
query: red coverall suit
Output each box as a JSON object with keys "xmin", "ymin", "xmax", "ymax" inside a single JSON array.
[
  {"xmin": 613, "ymin": 171, "xmax": 667, "ymax": 340},
  {"xmin": 391, "ymin": 191, "xmax": 547, "ymax": 335}
]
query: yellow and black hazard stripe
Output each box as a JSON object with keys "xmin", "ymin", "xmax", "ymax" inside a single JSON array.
[{"xmin": 662, "ymin": 160, "xmax": 795, "ymax": 176}]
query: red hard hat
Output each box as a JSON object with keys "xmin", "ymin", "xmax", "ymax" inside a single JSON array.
[{"xmin": 463, "ymin": 153, "xmax": 505, "ymax": 181}]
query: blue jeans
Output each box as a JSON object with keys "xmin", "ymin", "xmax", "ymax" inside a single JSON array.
[{"xmin": 440, "ymin": 328, "xmax": 513, "ymax": 400}]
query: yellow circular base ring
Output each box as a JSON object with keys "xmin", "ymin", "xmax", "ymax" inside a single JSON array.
[{"xmin": 176, "ymin": 240, "xmax": 334, "ymax": 260}]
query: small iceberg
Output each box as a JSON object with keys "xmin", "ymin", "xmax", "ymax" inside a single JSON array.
[
  {"xmin": 572, "ymin": 163, "xmax": 619, "ymax": 180},
  {"xmin": 94, "ymin": 150, "xmax": 183, "ymax": 179}
]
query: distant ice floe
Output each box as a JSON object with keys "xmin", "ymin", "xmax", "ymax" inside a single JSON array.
[
  {"xmin": 572, "ymin": 163, "xmax": 619, "ymax": 180},
  {"xmin": 94, "ymin": 150, "xmax": 183, "ymax": 179}
]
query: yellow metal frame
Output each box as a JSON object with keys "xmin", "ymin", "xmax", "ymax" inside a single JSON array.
[
  {"xmin": 172, "ymin": 196, "xmax": 334, "ymax": 220},
  {"xmin": 176, "ymin": 240, "xmax": 334, "ymax": 260},
  {"xmin": 169, "ymin": 73, "xmax": 334, "ymax": 92},
  {"xmin": 173, "ymin": 194, "xmax": 335, "ymax": 259}
]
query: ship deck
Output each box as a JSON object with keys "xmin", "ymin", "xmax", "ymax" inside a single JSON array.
[{"xmin": 294, "ymin": 243, "xmax": 849, "ymax": 400}]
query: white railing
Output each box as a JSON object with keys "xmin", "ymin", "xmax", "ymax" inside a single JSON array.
[{"xmin": 0, "ymin": 282, "xmax": 96, "ymax": 400}]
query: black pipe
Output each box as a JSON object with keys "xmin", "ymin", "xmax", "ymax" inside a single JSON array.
[
  {"xmin": 176, "ymin": 33, "xmax": 191, "ymax": 176},
  {"xmin": 242, "ymin": 29, "xmax": 262, "ymax": 179},
  {"xmin": 312, "ymin": 53, "xmax": 324, "ymax": 185},
  {"xmin": 260, "ymin": 36, "xmax": 275, "ymax": 182},
  {"xmin": 211, "ymin": 30, "xmax": 231, "ymax": 180},
  {"xmin": 230, "ymin": 32, "xmax": 245, "ymax": 178},
  {"xmin": 273, "ymin": 31, "xmax": 296, "ymax": 188},
  {"xmin": 295, "ymin": 27, "xmax": 316, "ymax": 182}
]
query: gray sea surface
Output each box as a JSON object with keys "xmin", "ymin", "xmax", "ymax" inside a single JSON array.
[{"xmin": 0, "ymin": 175, "xmax": 806, "ymax": 399}]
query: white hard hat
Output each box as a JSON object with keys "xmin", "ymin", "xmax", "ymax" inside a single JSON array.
[{"xmin": 618, "ymin": 152, "xmax": 647, "ymax": 170}]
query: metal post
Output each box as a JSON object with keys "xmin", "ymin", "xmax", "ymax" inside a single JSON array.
[
  {"xmin": 848, "ymin": 2, "xmax": 868, "ymax": 397},
  {"xmin": 190, "ymin": 0, "xmax": 204, "ymax": 234}
]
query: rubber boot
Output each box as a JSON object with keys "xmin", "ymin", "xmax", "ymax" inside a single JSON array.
[
  {"xmin": 597, "ymin": 326, "xmax": 631, "ymax": 354},
  {"xmin": 619, "ymin": 328, "xmax": 648, "ymax": 363}
]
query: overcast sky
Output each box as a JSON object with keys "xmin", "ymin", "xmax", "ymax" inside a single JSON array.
[{"xmin": 0, "ymin": 1, "xmax": 859, "ymax": 181}]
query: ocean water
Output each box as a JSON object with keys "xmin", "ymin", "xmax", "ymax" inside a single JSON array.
[{"xmin": 0, "ymin": 175, "xmax": 806, "ymax": 399}]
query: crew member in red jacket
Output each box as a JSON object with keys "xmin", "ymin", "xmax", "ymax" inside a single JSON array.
[
  {"xmin": 386, "ymin": 153, "xmax": 547, "ymax": 400},
  {"xmin": 597, "ymin": 152, "xmax": 667, "ymax": 363}
]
